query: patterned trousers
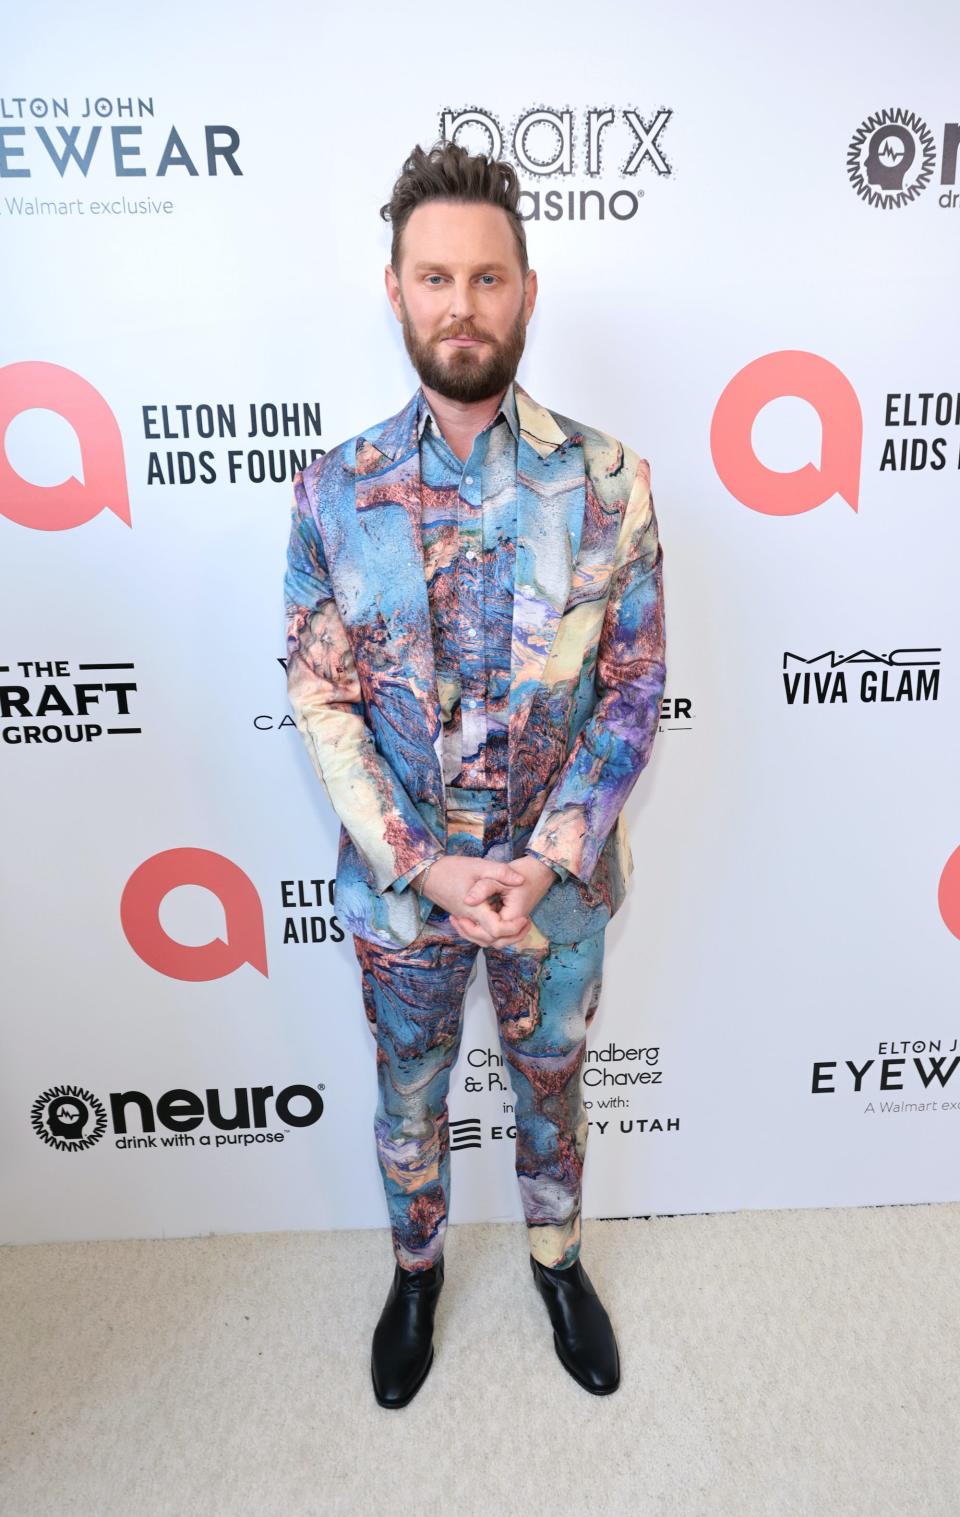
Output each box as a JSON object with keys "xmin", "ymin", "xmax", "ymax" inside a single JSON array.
[{"xmin": 352, "ymin": 785, "xmax": 606, "ymax": 1273}]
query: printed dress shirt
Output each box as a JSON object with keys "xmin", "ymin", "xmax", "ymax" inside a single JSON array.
[{"xmin": 394, "ymin": 380, "xmax": 570, "ymax": 896}]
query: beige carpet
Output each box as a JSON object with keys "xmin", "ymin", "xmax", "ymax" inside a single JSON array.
[{"xmin": 1, "ymin": 1202, "xmax": 957, "ymax": 1516}]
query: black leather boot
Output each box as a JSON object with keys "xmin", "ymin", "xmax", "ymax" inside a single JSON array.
[
  {"xmin": 530, "ymin": 1253, "xmax": 620, "ymax": 1394},
  {"xmin": 371, "ymin": 1254, "xmax": 445, "ymax": 1408}
]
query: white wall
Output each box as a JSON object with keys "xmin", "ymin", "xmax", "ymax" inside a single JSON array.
[{"xmin": 3, "ymin": 0, "xmax": 958, "ymax": 1243}]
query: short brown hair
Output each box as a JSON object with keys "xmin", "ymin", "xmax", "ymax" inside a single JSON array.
[{"xmin": 379, "ymin": 140, "xmax": 529, "ymax": 277}]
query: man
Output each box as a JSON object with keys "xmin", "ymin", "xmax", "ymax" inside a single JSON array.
[{"xmin": 283, "ymin": 140, "xmax": 666, "ymax": 1409}]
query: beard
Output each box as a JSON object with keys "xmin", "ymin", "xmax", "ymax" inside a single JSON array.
[{"xmin": 399, "ymin": 298, "xmax": 527, "ymax": 403}]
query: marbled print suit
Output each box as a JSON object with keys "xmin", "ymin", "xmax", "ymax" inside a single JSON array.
[{"xmin": 283, "ymin": 378, "xmax": 666, "ymax": 1269}]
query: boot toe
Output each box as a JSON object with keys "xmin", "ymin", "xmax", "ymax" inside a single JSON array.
[
  {"xmin": 371, "ymin": 1340, "xmax": 435, "ymax": 1408},
  {"xmin": 553, "ymin": 1326, "xmax": 620, "ymax": 1394}
]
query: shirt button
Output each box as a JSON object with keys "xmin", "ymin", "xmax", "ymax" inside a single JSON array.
[
  {"xmin": 466, "ymin": 550, "xmax": 477, "ymax": 560},
  {"xmin": 464, "ymin": 474, "xmax": 474, "ymax": 485},
  {"xmin": 466, "ymin": 628, "xmax": 477, "ymax": 637}
]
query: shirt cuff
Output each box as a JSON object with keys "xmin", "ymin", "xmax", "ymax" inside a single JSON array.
[
  {"xmin": 524, "ymin": 847, "xmax": 572, "ymax": 884},
  {"xmin": 385, "ymin": 852, "xmax": 444, "ymax": 896}
]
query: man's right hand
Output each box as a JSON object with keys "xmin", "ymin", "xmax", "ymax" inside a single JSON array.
[{"xmin": 416, "ymin": 856, "xmax": 530, "ymax": 945}]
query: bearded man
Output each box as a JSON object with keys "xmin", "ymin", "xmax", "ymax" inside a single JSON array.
[{"xmin": 283, "ymin": 139, "xmax": 666, "ymax": 1408}]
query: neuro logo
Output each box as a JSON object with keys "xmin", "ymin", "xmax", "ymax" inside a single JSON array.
[
  {"xmin": 938, "ymin": 847, "xmax": 960, "ymax": 942},
  {"xmin": 31, "ymin": 1084, "xmax": 107, "ymax": 1151},
  {"xmin": 846, "ymin": 107, "xmax": 936, "ymax": 208},
  {"xmin": 121, "ymin": 847, "xmax": 269, "ymax": 981},
  {"xmin": 711, "ymin": 350, "xmax": 862, "ymax": 516},
  {"xmin": 0, "ymin": 361, "xmax": 130, "ymax": 531}
]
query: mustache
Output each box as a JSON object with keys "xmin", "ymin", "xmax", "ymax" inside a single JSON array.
[{"xmin": 436, "ymin": 325, "xmax": 493, "ymax": 343}]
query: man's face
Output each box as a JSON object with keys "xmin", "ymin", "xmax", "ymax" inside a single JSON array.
[{"xmin": 384, "ymin": 200, "xmax": 537, "ymax": 403}]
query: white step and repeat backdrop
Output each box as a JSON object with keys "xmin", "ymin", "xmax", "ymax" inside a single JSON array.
[{"xmin": 4, "ymin": 1, "xmax": 959, "ymax": 1245}]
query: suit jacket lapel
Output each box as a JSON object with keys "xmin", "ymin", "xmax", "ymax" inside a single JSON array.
[
  {"xmin": 353, "ymin": 391, "xmax": 446, "ymax": 818},
  {"xmin": 353, "ymin": 381, "xmax": 585, "ymax": 828},
  {"xmin": 511, "ymin": 383, "xmax": 586, "ymax": 765}
]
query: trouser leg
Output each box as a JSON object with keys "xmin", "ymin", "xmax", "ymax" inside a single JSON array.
[
  {"xmin": 353, "ymin": 931, "xmax": 479, "ymax": 1271},
  {"xmin": 351, "ymin": 783, "xmax": 605, "ymax": 1273},
  {"xmin": 485, "ymin": 923, "xmax": 606, "ymax": 1269}
]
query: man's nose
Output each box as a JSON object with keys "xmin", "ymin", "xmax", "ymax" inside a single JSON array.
[{"xmin": 446, "ymin": 277, "xmax": 478, "ymax": 322}]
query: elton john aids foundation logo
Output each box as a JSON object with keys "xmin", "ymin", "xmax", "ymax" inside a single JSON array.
[
  {"xmin": 938, "ymin": 848, "xmax": 960, "ymax": 943},
  {"xmin": 0, "ymin": 360, "xmax": 130, "ymax": 530},
  {"xmin": 121, "ymin": 847, "xmax": 268, "ymax": 980},
  {"xmin": 711, "ymin": 350, "xmax": 862, "ymax": 515}
]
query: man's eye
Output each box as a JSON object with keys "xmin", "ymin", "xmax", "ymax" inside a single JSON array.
[
  {"xmin": 426, "ymin": 275, "xmax": 444, "ymax": 285},
  {"xmin": 479, "ymin": 275, "xmax": 497, "ymax": 285}
]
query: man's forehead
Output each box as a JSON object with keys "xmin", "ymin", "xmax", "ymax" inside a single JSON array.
[{"xmin": 401, "ymin": 203, "xmax": 519, "ymax": 264}]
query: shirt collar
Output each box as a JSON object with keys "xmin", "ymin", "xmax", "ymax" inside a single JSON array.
[{"xmin": 416, "ymin": 380, "xmax": 520, "ymax": 446}]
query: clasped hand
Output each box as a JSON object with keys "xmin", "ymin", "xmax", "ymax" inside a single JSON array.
[{"xmin": 416, "ymin": 854, "xmax": 557, "ymax": 946}]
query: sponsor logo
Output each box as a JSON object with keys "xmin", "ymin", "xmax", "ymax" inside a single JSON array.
[
  {"xmin": 812, "ymin": 1040, "xmax": 960, "ymax": 1116},
  {"xmin": 713, "ymin": 353, "xmax": 960, "ymax": 513},
  {"xmin": 1, "ymin": 657, "xmax": 140, "ymax": 744},
  {"xmin": 121, "ymin": 848, "xmax": 269, "ymax": 980},
  {"xmin": 121, "ymin": 851, "xmax": 346, "ymax": 976},
  {"xmin": 31, "ymin": 1080, "xmax": 325, "ymax": 1151},
  {"xmin": 0, "ymin": 362, "xmax": 129, "ymax": 530},
  {"xmin": 712, "ymin": 350, "xmax": 862, "ymax": 515},
  {"xmin": 846, "ymin": 107, "xmax": 936, "ymax": 208},
  {"xmin": 281, "ymin": 879, "xmax": 344, "ymax": 945},
  {"xmin": 0, "ymin": 362, "xmax": 325, "ymax": 532},
  {"xmin": 441, "ymin": 103, "xmax": 673, "ymax": 222},
  {"xmin": 0, "ymin": 93, "xmax": 242, "ymax": 221},
  {"xmin": 939, "ymin": 848, "xmax": 960, "ymax": 941},
  {"xmin": 781, "ymin": 648, "xmax": 940, "ymax": 706},
  {"xmin": 143, "ymin": 399, "xmax": 324, "ymax": 486},
  {"xmin": 658, "ymin": 694, "xmax": 693, "ymax": 732}
]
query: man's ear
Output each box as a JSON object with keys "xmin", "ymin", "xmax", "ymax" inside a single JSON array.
[
  {"xmin": 384, "ymin": 264, "xmax": 403, "ymax": 322},
  {"xmin": 524, "ymin": 268, "xmax": 538, "ymax": 323}
]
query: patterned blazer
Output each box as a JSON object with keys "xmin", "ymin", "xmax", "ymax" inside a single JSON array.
[{"xmin": 283, "ymin": 380, "xmax": 666, "ymax": 950}]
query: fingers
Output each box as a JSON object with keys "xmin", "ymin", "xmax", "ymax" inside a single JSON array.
[
  {"xmin": 489, "ymin": 918, "xmax": 530, "ymax": 943},
  {"xmin": 450, "ymin": 907, "xmax": 530, "ymax": 946},
  {"xmin": 462, "ymin": 875, "xmax": 507, "ymax": 906},
  {"xmin": 448, "ymin": 913, "xmax": 494, "ymax": 946},
  {"xmin": 462, "ymin": 869, "xmax": 526, "ymax": 905},
  {"xmin": 490, "ymin": 920, "xmax": 529, "ymax": 944},
  {"xmin": 449, "ymin": 914, "xmax": 494, "ymax": 945},
  {"xmin": 493, "ymin": 905, "xmax": 530, "ymax": 934},
  {"xmin": 469, "ymin": 901, "xmax": 512, "ymax": 942},
  {"xmin": 477, "ymin": 861, "xmax": 526, "ymax": 887},
  {"xmin": 496, "ymin": 861, "xmax": 527, "ymax": 882}
]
